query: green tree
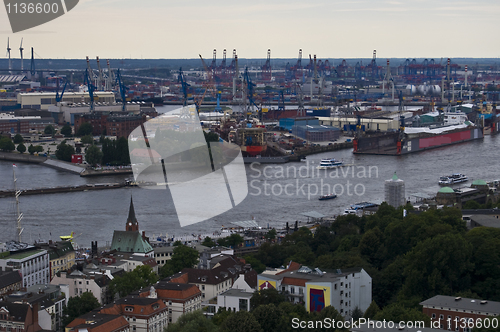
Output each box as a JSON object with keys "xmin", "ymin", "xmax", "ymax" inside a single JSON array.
[
  {"xmin": 373, "ymin": 303, "xmax": 430, "ymax": 326},
  {"xmin": 109, "ymin": 265, "xmax": 158, "ymax": 298},
  {"xmin": 77, "ymin": 122, "xmax": 93, "ymax": 137},
  {"xmin": 212, "ymin": 307, "xmax": 233, "ymax": 326},
  {"xmin": 401, "ymin": 233, "xmax": 473, "ymax": 301},
  {"xmin": 160, "ymin": 245, "xmax": 199, "ymax": 278},
  {"xmin": 81, "ymin": 135, "xmax": 94, "ymax": 145},
  {"xmin": 252, "ymin": 304, "xmax": 288, "ymax": 332},
  {"xmin": 85, "ymin": 145, "xmax": 103, "ymax": 166},
  {"xmin": 265, "ymin": 229, "xmax": 277, "ymax": 241},
  {"xmin": 220, "ymin": 311, "xmax": 262, "ymax": 332},
  {"xmin": 13, "ymin": 134, "xmax": 24, "ymax": 144},
  {"xmin": 307, "ymin": 306, "xmax": 346, "ymax": 332},
  {"xmin": 44, "ymin": 125, "xmax": 55, "ymax": 135},
  {"xmin": 62, "ymin": 291, "xmax": 100, "ymax": 327},
  {"xmin": 16, "ymin": 143, "xmax": 26, "ymax": 154},
  {"xmin": 202, "ymin": 236, "xmax": 216, "ymax": 247},
  {"xmin": 116, "ymin": 136, "xmax": 130, "ymax": 165},
  {"xmin": 363, "ymin": 300, "xmax": 380, "ymax": 319},
  {"xmin": 60, "ymin": 124, "xmax": 72, "ymax": 137},
  {"xmin": 218, "ymin": 234, "xmax": 244, "ymax": 248},
  {"xmin": 0, "ymin": 137, "xmax": 15, "ymax": 152},
  {"xmin": 250, "ymin": 288, "xmax": 286, "ymax": 310},
  {"xmin": 28, "ymin": 144, "xmax": 35, "ymax": 155},
  {"xmin": 166, "ymin": 310, "xmax": 218, "ymax": 332},
  {"xmin": 243, "ymin": 255, "xmax": 266, "ymax": 274},
  {"xmin": 55, "ymin": 141, "xmax": 75, "ymax": 162},
  {"xmin": 351, "ymin": 306, "xmax": 364, "ymax": 321}
]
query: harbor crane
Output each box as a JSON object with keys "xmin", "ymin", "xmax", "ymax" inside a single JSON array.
[
  {"xmin": 243, "ymin": 67, "xmax": 262, "ymax": 121},
  {"xmin": 115, "ymin": 69, "xmax": 128, "ymax": 112},
  {"xmin": 106, "ymin": 60, "xmax": 114, "ymax": 91},
  {"xmin": 84, "ymin": 68, "xmax": 96, "ymax": 112},
  {"xmin": 6, "ymin": 38, "xmax": 12, "ymax": 74},
  {"xmin": 30, "ymin": 47, "xmax": 35, "ymax": 76},
  {"xmin": 177, "ymin": 67, "xmax": 190, "ymax": 107},
  {"xmin": 96, "ymin": 57, "xmax": 106, "ymax": 91},
  {"xmin": 86, "ymin": 56, "xmax": 99, "ymax": 90},
  {"xmin": 198, "ymin": 54, "xmax": 218, "ymax": 113},
  {"xmin": 19, "ymin": 38, "xmax": 24, "ymax": 73},
  {"xmin": 261, "ymin": 49, "xmax": 272, "ymax": 81}
]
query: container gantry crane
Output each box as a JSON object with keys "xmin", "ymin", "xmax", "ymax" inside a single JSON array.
[
  {"xmin": 177, "ymin": 67, "xmax": 190, "ymax": 107},
  {"xmin": 115, "ymin": 69, "xmax": 128, "ymax": 112}
]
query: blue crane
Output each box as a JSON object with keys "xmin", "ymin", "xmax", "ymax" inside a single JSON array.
[
  {"xmin": 115, "ymin": 69, "xmax": 129, "ymax": 112},
  {"xmin": 84, "ymin": 68, "xmax": 95, "ymax": 112},
  {"xmin": 243, "ymin": 67, "xmax": 262, "ymax": 121},
  {"xmin": 55, "ymin": 77, "xmax": 68, "ymax": 103},
  {"xmin": 177, "ymin": 67, "xmax": 190, "ymax": 107}
]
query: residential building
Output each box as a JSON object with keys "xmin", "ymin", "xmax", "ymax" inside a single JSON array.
[
  {"xmin": 110, "ymin": 197, "xmax": 154, "ymax": 258},
  {"xmin": 153, "ymin": 244, "xmax": 209, "ymax": 268},
  {"xmin": 257, "ymin": 264, "xmax": 372, "ymax": 318},
  {"xmin": 198, "ymin": 247, "xmax": 234, "ymax": 269},
  {"xmin": 6, "ymin": 284, "xmax": 65, "ymax": 332},
  {"xmin": 66, "ymin": 312, "xmax": 130, "ymax": 332},
  {"xmin": 50, "ymin": 265, "xmax": 123, "ymax": 305},
  {"xmin": 420, "ymin": 295, "xmax": 500, "ymax": 332},
  {"xmin": 0, "ymin": 301, "xmax": 42, "ymax": 332},
  {"xmin": 170, "ymin": 256, "xmax": 257, "ymax": 301},
  {"xmin": 151, "ymin": 281, "xmax": 202, "ymax": 324},
  {"xmin": 0, "ymin": 248, "xmax": 50, "ymax": 288},
  {"xmin": 0, "ymin": 269, "xmax": 23, "ymax": 295},
  {"xmin": 99, "ymin": 296, "xmax": 168, "ymax": 332},
  {"xmin": 35, "ymin": 241, "xmax": 75, "ymax": 280},
  {"xmin": 215, "ymin": 288, "xmax": 253, "ymax": 313},
  {"xmin": 121, "ymin": 256, "xmax": 158, "ymax": 274}
]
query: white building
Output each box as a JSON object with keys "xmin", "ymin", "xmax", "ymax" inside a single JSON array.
[
  {"xmin": 257, "ymin": 265, "xmax": 372, "ymax": 318},
  {"xmin": 216, "ymin": 288, "xmax": 253, "ymax": 313},
  {"xmin": 0, "ymin": 248, "xmax": 50, "ymax": 288}
]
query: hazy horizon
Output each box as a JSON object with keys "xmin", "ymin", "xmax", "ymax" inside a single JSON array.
[{"xmin": 1, "ymin": 0, "xmax": 499, "ymax": 60}]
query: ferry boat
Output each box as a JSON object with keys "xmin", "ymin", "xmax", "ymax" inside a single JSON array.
[
  {"xmin": 438, "ymin": 173, "xmax": 468, "ymax": 185},
  {"xmin": 317, "ymin": 158, "xmax": 344, "ymax": 169},
  {"xmin": 318, "ymin": 193, "xmax": 337, "ymax": 201},
  {"xmin": 342, "ymin": 202, "xmax": 378, "ymax": 215}
]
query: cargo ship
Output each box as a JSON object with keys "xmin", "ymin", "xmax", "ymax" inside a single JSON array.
[
  {"xmin": 228, "ymin": 127, "xmax": 268, "ymax": 157},
  {"xmin": 353, "ymin": 112, "xmax": 484, "ymax": 155}
]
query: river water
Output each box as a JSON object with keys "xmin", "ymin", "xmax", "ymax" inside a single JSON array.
[{"xmin": 0, "ymin": 105, "xmax": 498, "ymax": 247}]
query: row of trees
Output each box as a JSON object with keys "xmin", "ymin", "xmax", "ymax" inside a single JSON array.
[{"xmin": 237, "ymin": 203, "xmax": 500, "ymax": 322}]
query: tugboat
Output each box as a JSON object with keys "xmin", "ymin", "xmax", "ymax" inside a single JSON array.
[{"xmin": 318, "ymin": 193, "xmax": 337, "ymax": 201}]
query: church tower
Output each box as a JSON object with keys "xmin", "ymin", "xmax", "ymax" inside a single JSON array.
[{"xmin": 126, "ymin": 196, "xmax": 139, "ymax": 232}]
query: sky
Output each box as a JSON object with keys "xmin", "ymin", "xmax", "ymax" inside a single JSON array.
[{"xmin": 1, "ymin": 0, "xmax": 500, "ymax": 60}]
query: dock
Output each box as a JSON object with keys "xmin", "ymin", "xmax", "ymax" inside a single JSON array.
[{"xmin": 0, "ymin": 182, "xmax": 131, "ymax": 198}]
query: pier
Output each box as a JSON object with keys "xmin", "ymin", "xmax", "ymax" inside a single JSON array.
[{"xmin": 0, "ymin": 182, "xmax": 132, "ymax": 198}]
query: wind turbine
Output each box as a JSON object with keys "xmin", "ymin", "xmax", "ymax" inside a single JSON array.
[
  {"xmin": 7, "ymin": 38, "xmax": 12, "ymax": 74},
  {"xmin": 19, "ymin": 38, "xmax": 24, "ymax": 73}
]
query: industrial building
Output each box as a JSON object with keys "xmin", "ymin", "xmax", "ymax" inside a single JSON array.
[
  {"xmin": 74, "ymin": 111, "xmax": 151, "ymax": 139},
  {"xmin": 292, "ymin": 124, "xmax": 341, "ymax": 142},
  {"xmin": 17, "ymin": 91, "xmax": 116, "ymax": 110},
  {"xmin": 0, "ymin": 113, "xmax": 55, "ymax": 134}
]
